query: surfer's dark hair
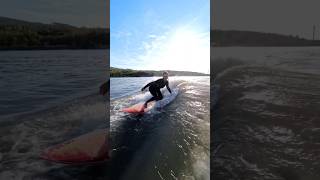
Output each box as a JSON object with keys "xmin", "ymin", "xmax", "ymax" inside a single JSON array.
[{"xmin": 163, "ymin": 71, "xmax": 169, "ymax": 76}]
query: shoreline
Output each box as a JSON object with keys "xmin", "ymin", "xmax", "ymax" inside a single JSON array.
[{"xmin": 110, "ymin": 75, "xmax": 210, "ymax": 78}]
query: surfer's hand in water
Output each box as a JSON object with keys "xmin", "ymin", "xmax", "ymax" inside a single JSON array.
[{"xmin": 141, "ymin": 87, "xmax": 145, "ymax": 91}]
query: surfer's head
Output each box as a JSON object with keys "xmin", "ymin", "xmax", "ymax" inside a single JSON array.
[{"xmin": 163, "ymin": 71, "xmax": 169, "ymax": 80}]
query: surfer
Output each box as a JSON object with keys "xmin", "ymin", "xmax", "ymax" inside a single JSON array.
[{"xmin": 141, "ymin": 71, "xmax": 172, "ymax": 108}]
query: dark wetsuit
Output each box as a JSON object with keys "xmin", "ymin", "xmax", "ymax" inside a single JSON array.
[{"xmin": 142, "ymin": 78, "xmax": 171, "ymax": 104}]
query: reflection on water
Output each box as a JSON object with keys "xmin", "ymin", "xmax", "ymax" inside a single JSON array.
[{"xmin": 110, "ymin": 76, "xmax": 210, "ymax": 180}]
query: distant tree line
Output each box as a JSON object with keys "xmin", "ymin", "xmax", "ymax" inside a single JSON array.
[
  {"xmin": 211, "ymin": 30, "xmax": 320, "ymax": 46},
  {"xmin": 110, "ymin": 67, "xmax": 208, "ymax": 77},
  {"xmin": 111, "ymin": 67, "xmax": 153, "ymax": 77},
  {"xmin": 0, "ymin": 18, "xmax": 109, "ymax": 50}
]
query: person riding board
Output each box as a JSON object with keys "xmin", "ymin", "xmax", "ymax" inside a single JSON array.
[{"xmin": 141, "ymin": 71, "xmax": 172, "ymax": 108}]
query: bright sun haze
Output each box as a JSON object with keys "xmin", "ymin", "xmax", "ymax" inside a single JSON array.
[{"xmin": 111, "ymin": 0, "xmax": 210, "ymax": 74}]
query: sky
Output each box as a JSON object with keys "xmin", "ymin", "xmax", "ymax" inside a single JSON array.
[
  {"xmin": 213, "ymin": 0, "xmax": 320, "ymax": 39},
  {"xmin": 110, "ymin": 0, "xmax": 210, "ymax": 74},
  {"xmin": 0, "ymin": 0, "xmax": 108, "ymax": 28}
]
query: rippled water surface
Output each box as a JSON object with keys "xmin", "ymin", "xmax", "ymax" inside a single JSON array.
[
  {"xmin": 0, "ymin": 50, "xmax": 108, "ymax": 179},
  {"xmin": 110, "ymin": 76, "xmax": 210, "ymax": 180},
  {"xmin": 0, "ymin": 50, "xmax": 210, "ymax": 180},
  {"xmin": 212, "ymin": 47, "xmax": 320, "ymax": 180}
]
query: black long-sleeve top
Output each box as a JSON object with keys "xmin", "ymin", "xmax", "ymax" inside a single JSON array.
[{"xmin": 142, "ymin": 78, "xmax": 172, "ymax": 93}]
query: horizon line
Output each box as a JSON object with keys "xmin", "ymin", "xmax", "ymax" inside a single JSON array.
[{"xmin": 111, "ymin": 66, "xmax": 209, "ymax": 74}]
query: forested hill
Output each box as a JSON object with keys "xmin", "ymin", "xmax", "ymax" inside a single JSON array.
[
  {"xmin": 110, "ymin": 67, "xmax": 208, "ymax": 77},
  {"xmin": 0, "ymin": 16, "xmax": 109, "ymax": 50},
  {"xmin": 211, "ymin": 30, "xmax": 320, "ymax": 46}
]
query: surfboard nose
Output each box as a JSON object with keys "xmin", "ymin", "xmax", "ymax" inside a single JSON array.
[{"xmin": 40, "ymin": 129, "xmax": 110, "ymax": 165}]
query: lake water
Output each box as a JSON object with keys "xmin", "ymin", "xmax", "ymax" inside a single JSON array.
[
  {"xmin": 0, "ymin": 49, "xmax": 210, "ymax": 180},
  {"xmin": 3, "ymin": 46, "xmax": 317, "ymax": 179},
  {"xmin": 0, "ymin": 50, "xmax": 109, "ymax": 179},
  {"xmin": 0, "ymin": 49, "xmax": 108, "ymax": 119},
  {"xmin": 212, "ymin": 47, "xmax": 320, "ymax": 180},
  {"xmin": 110, "ymin": 76, "xmax": 210, "ymax": 180}
]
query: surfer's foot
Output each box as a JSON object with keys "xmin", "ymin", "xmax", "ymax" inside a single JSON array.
[{"xmin": 144, "ymin": 103, "xmax": 148, "ymax": 108}]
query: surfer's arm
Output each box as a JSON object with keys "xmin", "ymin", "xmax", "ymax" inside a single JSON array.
[
  {"xmin": 166, "ymin": 82, "xmax": 172, "ymax": 94},
  {"xmin": 141, "ymin": 82, "xmax": 152, "ymax": 91}
]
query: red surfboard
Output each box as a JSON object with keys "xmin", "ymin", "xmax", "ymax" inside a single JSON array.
[
  {"xmin": 40, "ymin": 128, "xmax": 109, "ymax": 165},
  {"xmin": 122, "ymin": 101, "xmax": 156, "ymax": 114}
]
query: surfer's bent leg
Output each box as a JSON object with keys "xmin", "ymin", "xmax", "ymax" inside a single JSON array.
[
  {"xmin": 144, "ymin": 87, "xmax": 157, "ymax": 108},
  {"xmin": 155, "ymin": 89, "xmax": 163, "ymax": 100},
  {"xmin": 146, "ymin": 96, "xmax": 156, "ymax": 104}
]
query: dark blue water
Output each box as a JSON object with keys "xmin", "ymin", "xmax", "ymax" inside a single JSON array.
[
  {"xmin": 0, "ymin": 50, "xmax": 108, "ymax": 119},
  {"xmin": 110, "ymin": 76, "xmax": 210, "ymax": 180},
  {"xmin": 0, "ymin": 50, "xmax": 109, "ymax": 179},
  {"xmin": 212, "ymin": 47, "xmax": 320, "ymax": 180},
  {"xmin": 0, "ymin": 49, "xmax": 212, "ymax": 179},
  {"xmin": 110, "ymin": 77, "xmax": 160, "ymax": 100}
]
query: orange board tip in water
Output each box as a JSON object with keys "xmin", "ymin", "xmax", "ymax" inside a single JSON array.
[
  {"xmin": 40, "ymin": 128, "xmax": 110, "ymax": 165},
  {"xmin": 122, "ymin": 101, "xmax": 156, "ymax": 114}
]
